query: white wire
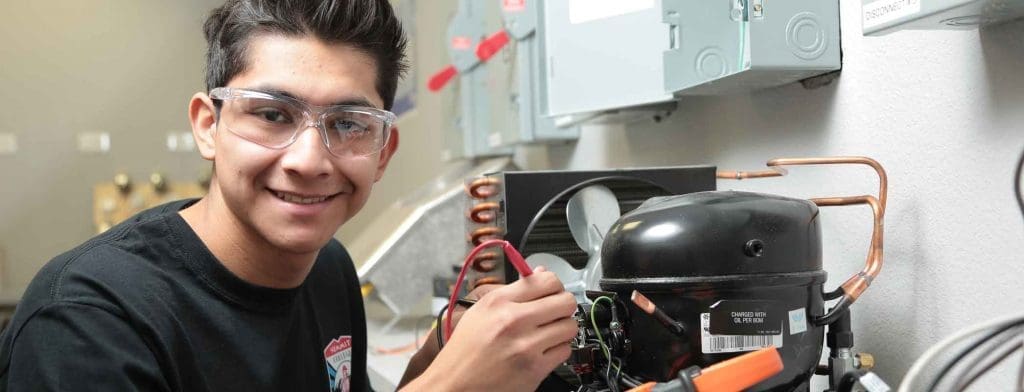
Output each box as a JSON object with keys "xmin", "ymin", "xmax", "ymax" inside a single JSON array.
[{"xmin": 899, "ymin": 313, "xmax": 1024, "ymax": 392}]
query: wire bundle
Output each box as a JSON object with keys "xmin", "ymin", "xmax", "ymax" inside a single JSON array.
[
  {"xmin": 898, "ymin": 313, "xmax": 1024, "ymax": 392},
  {"xmin": 578, "ymin": 296, "xmax": 643, "ymax": 392}
]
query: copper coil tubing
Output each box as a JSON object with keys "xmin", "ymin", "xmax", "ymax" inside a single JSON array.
[
  {"xmin": 466, "ymin": 177, "xmax": 500, "ymax": 199},
  {"xmin": 471, "ymin": 251, "xmax": 499, "ymax": 272},
  {"xmin": 468, "ymin": 201, "xmax": 500, "ymax": 223},
  {"xmin": 468, "ymin": 226, "xmax": 503, "ymax": 246},
  {"xmin": 471, "ymin": 276, "xmax": 503, "ymax": 289}
]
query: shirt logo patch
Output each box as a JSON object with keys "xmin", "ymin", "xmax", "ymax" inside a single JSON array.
[{"xmin": 324, "ymin": 336, "xmax": 352, "ymax": 392}]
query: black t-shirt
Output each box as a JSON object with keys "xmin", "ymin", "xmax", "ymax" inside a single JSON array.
[{"xmin": 0, "ymin": 199, "xmax": 370, "ymax": 391}]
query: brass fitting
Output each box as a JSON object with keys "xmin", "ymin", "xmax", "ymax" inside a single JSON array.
[{"xmin": 856, "ymin": 353, "xmax": 875, "ymax": 370}]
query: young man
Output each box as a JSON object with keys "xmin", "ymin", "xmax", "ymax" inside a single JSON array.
[{"xmin": 0, "ymin": 0, "xmax": 578, "ymax": 390}]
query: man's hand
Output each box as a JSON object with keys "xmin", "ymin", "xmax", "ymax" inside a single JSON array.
[
  {"xmin": 401, "ymin": 267, "xmax": 579, "ymax": 391},
  {"xmin": 397, "ymin": 282, "xmax": 502, "ymax": 387}
]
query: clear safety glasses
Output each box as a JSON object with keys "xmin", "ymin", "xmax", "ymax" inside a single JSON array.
[{"xmin": 209, "ymin": 87, "xmax": 396, "ymax": 157}]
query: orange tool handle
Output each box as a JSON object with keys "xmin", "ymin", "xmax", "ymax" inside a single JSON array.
[
  {"xmin": 626, "ymin": 346, "xmax": 783, "ymax": 392},
  {"xmin": 694, "ymin": 346, "xmax": 783, "ymax": 391}
]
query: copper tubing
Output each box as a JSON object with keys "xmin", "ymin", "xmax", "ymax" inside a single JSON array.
[
  {"xmin": 466, "ymin": 177, "xmax": 500, "ymax": 199},
  {"xmin": 811, "ymin": 195, "xmax": 884, "ymax": 303},
  {"xmin": 631, "ymin": 290, "xmax": 658, "ymax": 314},
  {"xmin": 471, "ymin": 251, "xmax": 499, "ymax": 272},
  {"xmin": 767, "ymin": 156, "xmax": 888, "ymax": 212},
  {"xmin": 716, "ymin": 167, "xmax": 787, "ymax": 180},
  {"xmin": 631, "ymin": 290, "xmax": 686, "ymax": 336},
  {"xmin": 719, "ymin": 156, "xmax": 889, "ymax": 313},
  {"xmin": 469, "ymin": 226, "xmax": 503, "ymax": 245},
  {"xmin": 718, "ymin": 156, "xmax": 888, "ymax": 212},
  {"xmin": 468, "ymin": 202, "xmax": 500, "ymax": 224}
]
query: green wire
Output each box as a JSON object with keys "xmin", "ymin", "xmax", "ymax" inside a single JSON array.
[{"xmin": 590, "ymin": 296, "xmax": 620, "ymax": 371}]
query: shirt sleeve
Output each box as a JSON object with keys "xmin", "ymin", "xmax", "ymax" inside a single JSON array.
[{"xmin": 4, "ymin": 301, "xmax": 170, "ymax": 392}]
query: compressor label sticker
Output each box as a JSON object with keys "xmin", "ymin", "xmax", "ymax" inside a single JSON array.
[
  {"xmin": 701, "ymin": 313, "xmax": 783, "ymax": 354},
  {"xmin": 708, "ymin": 300, "xmax": 782, "ymax": 335},
  {"xmin": 789, "ymin": 308, "xmax": 808, "ymax": 335}
]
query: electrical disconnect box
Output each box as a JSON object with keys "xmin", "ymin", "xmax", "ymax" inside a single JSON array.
[
  {"xmin": 543, "ymin": 0, "xmax": 842, "ymax": 116},
  {"xmin": 444, "ymin": 0, "xmax": 513, "ymax": 159},
  {"xmin": 437, "ymin": 0, "xmax": 578, "ymax": 160},
  {"xmin": 862, "ymin": 0, "xmax": 1024, "ymax": 36},
  {"xmin": 496, "ymin": 0, "xmax": 579, "ymax": 147}
]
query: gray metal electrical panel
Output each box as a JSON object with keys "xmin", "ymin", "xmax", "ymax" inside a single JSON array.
[
  {"xmin": 495, "ymin": 0, "xmax": 579, "ymax": 147},
  {"xmin": 438, "ymin": 0, "xmax": 578, "ymax": 159},
  {"xmin": 543, "ymin": 0, "xmax": 842, "ymax": 116},
  {"xmin": 445, "ymin": 0, "xmax": 513, "ymax": 159},
  {"xmin": 862, "ymin": 0, "xmax": 1024, "ymax": 35}
]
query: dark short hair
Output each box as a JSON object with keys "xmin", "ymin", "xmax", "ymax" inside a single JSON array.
[{"xmin": 203, "ymin": 0, "xmax": 409, "ymax": 110}]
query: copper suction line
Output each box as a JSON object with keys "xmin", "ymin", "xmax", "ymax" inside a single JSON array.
[
  {"xmin": 715, "ymin": 167, "xmax": 788, "ymax": 180},
  {"xmin": 766, "ymin": 156, "xmax": 888, "ymax": 212},
  {"xmin": 810, "ymin": 195, "xmax": 884, "ymax": 304},
  {"xmin": 631, "ymin": 290, "xmax": 686, "ymax": 337},
  {"xmin": 718, "ymin": 156, "xmax": 888, "ymax": 325}
]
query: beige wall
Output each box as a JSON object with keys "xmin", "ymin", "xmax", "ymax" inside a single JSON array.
[
  {"xmin": 0, "ymin": 0, "xmax": 455, "ymax": 293},
  {"xmin": 335, "ymin": 0, "xmax": 453, "ymax": 256},
  {"xmin": 0, "ymin": 1, "xmax": 218, "ymax": 294}
]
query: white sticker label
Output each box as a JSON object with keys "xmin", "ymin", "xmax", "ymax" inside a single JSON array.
[
  {"xmin": 487, "ymin": 132, "xmax": 503, "ymax": 148},
  {"xmin": 859, "ymin": 372, "xmax": 891, "ymax": 392},
  {"xmin": 700, "ymin": 313, "xmax": 782, "ymax": 354},
  {"xmin": 76, "ymin": 132, "xmax": 111, "ymax": 153},
  {"xmin": 862, "ymin": 0, "xmax": 921, "ymax": 29},
  {"xmin": 789, "ymin": 308, "xmax": 808, "ymax": 335},
  {"xmin": 569, "ymin": 0, "xmax": 654, "ymax": 24},
  {"xmin": 0, "ymin": 133, "xmax": 17, "ymax": 155}
]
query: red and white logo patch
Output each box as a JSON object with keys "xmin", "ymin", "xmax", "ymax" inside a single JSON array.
[{"xmin": 324, "ymin": 336, "xmax": 352, "ymax": 392}]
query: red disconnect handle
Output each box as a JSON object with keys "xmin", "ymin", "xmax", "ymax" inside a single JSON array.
[
  {"xmin": 427, "ymin": 65, "xmax": 458, "ymax": 92},
  {"xmin": 476, "ymin": 30, "xmax": 510, "ymax": 62},
  {"xmin": 693, "ymin": 346, "xmax": 784, "ymax": 392}
]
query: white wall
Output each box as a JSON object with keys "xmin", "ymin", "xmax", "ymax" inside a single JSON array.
[{"xmin": 514, "ymin": 3, "xmax": 1024, "ymax": 388}]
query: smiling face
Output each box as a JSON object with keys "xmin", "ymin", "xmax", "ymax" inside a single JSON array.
[{"xmin": 190, "ymin": 34, "xmax": 398, "ymax": 258}]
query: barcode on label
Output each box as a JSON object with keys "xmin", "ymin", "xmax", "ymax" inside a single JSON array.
[
  {"xmin": 700, "ymin": 313, "xmax": 783, "ymax": 353},
  {"xmin": 709, "ymin": 335, "xmax": 776, "ymax": 351}
]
